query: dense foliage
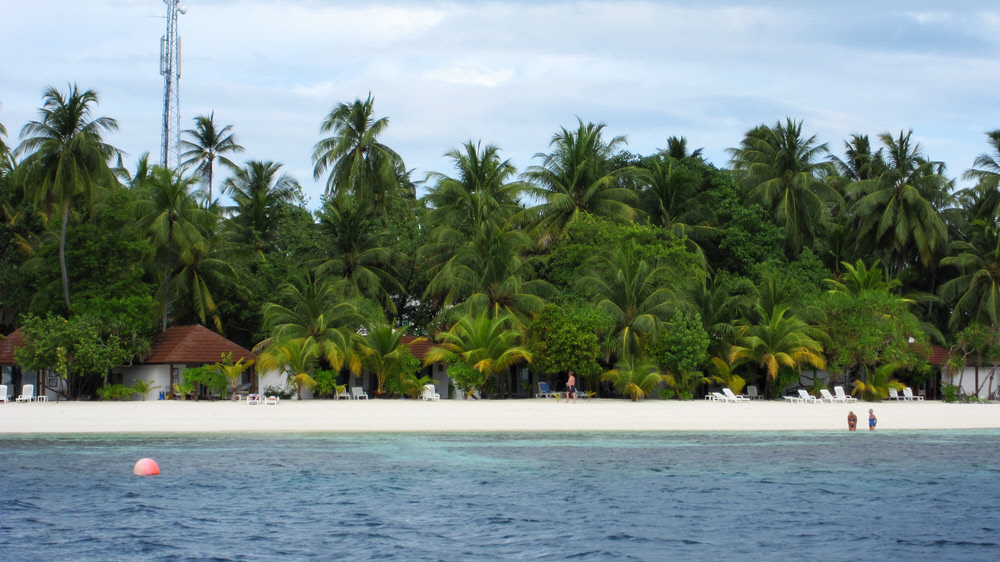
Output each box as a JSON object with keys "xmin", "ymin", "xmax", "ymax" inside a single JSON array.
[{"xmin": 3, "ymin": 85, "xmax": 999, "ymax": 401}]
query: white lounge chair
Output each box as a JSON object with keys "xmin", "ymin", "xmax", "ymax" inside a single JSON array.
[
  {"xmin": 421, "ymin": 384, "xmax": 441, "ymax": 401},
  {"xmin": 783, "ymin": 394, "xmax": 804, "ymax": 403},
  {"xmin": 710, "ymin": 391, "xmax": 732, "ymax": 402},
  {"xmin": 246, "ymin": 394, "xmax": 261, "ymax": 405},
  {"xmin": 337, "ymin": 388, "xmax": 351, "ymax": 400},
  {"xmin": 902, "ymin": 388, "xmax": 924, "ymax": 401},
  {"xmin": 351, "ymin": 386, "xmax": 368, "ymax": 400},
  {"xmin": 819, "ymin": 389, "xmax": 838, "ymax": 403},
  {"xmin": 0, "ymin": 384, "xmax": 7, "ymax": 403},
  {"xmin": 746, "ymin": 386, "xmax": 763, "ymax": 400},
  {"xmin": 535, "ymin": 382, "xmax": 558, "ymax": 399},
  {"xmin": 798, "ymin": 389, "xmax": 822, "ymax": 404},
  {"xmin": 887, "ymin": 388, "xmax": 902, "ymax": 400},
  {"xmin": 723, "ymin": 388, "xmax": 750, "ymax": 402},
  {"xmin": 264, "ymin": 395, "xmax": 279, "ymax": 405},
  {"xmin": 834, "ymin": 386, "xmax": 858, "ymax": 403},
  {"xmin": 15, "ymin": 384, "xmax": 34, "ymax": 403}
]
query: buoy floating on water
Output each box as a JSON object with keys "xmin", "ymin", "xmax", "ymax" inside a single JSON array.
[{"xmin": 134, "ymin": 458, "xmax": 160, "ymax": 476}]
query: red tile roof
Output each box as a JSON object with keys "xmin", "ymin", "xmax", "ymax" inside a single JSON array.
[
  {"xmin": 925, "ymin": 344, "xmax": 950, "ymax": 367},
  {"xmin": 145, "ymin": 325, "xmax": 255, "ymax": 365},
  {"xmin": 0, "ymin": 329, "xmax": 24, "ymax": 365},
  {"xmin": 402, "ymin": 335, "xmax": 437, "ymax": 362}
]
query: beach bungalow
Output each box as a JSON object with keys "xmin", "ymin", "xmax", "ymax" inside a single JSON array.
[
  {"xmin": 938, "ymin": 344, "xmax": 998, "ymax": 400},
  {"xmin": 116, "ymin": 325, "xmax": 256, "ymax": 400},
  {"xmin": 0, "ymin": 329, "xmax": 54, "ymax": 401}
]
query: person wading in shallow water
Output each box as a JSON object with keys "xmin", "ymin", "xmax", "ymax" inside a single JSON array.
[
  {"xmin": 848, "ymin": 411, "xmax": 857, "ymax": 432},
  {"xmin": 565, "ymin": 371, "xmax": 576, "ymax": 404},
  {"xmin": 868, "ymin": 409, "xmax": 877, "ymax": 431}
]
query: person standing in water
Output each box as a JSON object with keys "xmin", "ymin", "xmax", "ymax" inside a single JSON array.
[
  {"xmin": 868, "ymin": 409, "xmax": 877, "ymax": 431},
  {"xmin": 565, "ymin": 371, "xmax": 576, "ymax": 404},
  {"xmin": 847, "ymin": 411, "xmax": 857, "ymax": 431}
]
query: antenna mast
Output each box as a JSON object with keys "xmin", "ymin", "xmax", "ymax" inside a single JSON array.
[{"xmin": 159, "ymin": 1, "xmax": 186, "ymax": 168}]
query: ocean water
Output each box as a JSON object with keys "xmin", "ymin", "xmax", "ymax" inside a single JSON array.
[{"xmin": 1, "ymin": 431, "xmax": 999, "ymax": 561}]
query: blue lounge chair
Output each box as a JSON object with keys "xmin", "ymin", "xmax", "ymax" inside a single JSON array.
[{"xmin": 535, "ymin": 382, "xmax": 558, "ymax": 398}]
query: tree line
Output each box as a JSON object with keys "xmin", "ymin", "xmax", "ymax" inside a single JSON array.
[{"xmin": 1, "ymin": 85, "xmax": 998, "ymax": 401}]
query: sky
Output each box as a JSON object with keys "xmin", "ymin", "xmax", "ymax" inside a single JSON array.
[{"xmin": 3, "ymin": 0, "xmax": 1000, "ymax": 208}]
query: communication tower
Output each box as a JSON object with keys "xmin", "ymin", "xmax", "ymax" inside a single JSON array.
[{"xmin": 159, "ymin": 1, "xmax": 187, "ymax": 168}]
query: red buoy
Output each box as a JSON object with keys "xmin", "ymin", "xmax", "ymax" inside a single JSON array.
[{"xmin": 134, "ymin": 458, "xmax": 160, "ymax": 476}]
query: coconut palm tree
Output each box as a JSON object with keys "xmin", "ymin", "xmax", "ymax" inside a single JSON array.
[
  {"xmin": 661, "ymin": 135, "xmax": 703, "ymax": 160},
  {"xmin": 222, "ymin": 160, "xmax": 302, "ymax": 249},
  {"xmin": 425, "ymin": 310, "xmax": 530, "ymax": 397},
  {"xmin": 524, "ymin": 119, "xmax": 642, "ymax": 243},
  {"xmin": 830, "ymin": 134, "xmax": 887, "ymax": 182},
  {"xmin": 311, "ymin": 94, "xmax": 405, "ymax": 215},
  {"xmin": 0, "ymin": 103, "xmax": 12, "ymax": 175},
  {"xmin": 602, "ymin": 355, "xmax": 666, "ymax": 401},
  {"xmin": 314, "ymin": 194, "xmax": 402, "ymax": 314},
  {"xmin": 845, "ymin": 130, "xmax": 952, "ymax": 274},
  {"xmin": 939, "ymin": 219, "xmax": 1000, "ymax": 330},
  {"xmin": 728, "ymin": 304, "xmax": 827, "ymax": 396},
  {"xmin": 257, "ymin": 336, "xmax": 321, "ymax": 399},
  {"xmin": 14, "ymin": 84, "xmax": 120, "ymax": 310},
  {"xmin": 133, "ymin": 166, "xmax": 211, "ymax": 330},
  {"xmin": 425, "ymin": 140, "xmax": 528, "ymax": 235},
  {"xmin": 179, "ymin": 112, "xmax": 244, "ymax": 202},
  {"xmin": 576, "ymin": 244, "xmax": 677, "ymax": 359},
  {"xmin": 962, "ymin": 130, "xmax": 1000, "ymax": 221},
  {"xmin": 640, "ymin": 155, "xmax": 716, "ymax": 264},
  {"xmin": 728, "ymin": 118, "xmax": 840, "ymax": 254},
  {"xmin": 358, "ymin": 324, "xmax": 418, "ymax": 395}
]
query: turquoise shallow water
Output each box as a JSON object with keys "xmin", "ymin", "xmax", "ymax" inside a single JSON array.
[{"xmin": 1, "ymin": 430, "xmax": 999, "ymax": 560}]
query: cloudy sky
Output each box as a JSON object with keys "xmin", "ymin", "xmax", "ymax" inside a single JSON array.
[{"xmin": 3, "ymin": 0, "xmax": 999, "ymax": 207}]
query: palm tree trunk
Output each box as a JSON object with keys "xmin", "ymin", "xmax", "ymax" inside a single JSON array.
[
  {"xmin": 162, "ymin": 222, "xmax": 174, "ymax": 331},
  {"xmin": 59, "ymin": 204, "xmax": 71, "ymax": 310}
]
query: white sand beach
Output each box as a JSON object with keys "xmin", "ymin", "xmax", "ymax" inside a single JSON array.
[{"xmin": 2, "ymin": 398, "xmax": 1000, "ymax": 434}]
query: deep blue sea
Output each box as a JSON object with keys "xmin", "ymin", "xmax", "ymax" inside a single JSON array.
[{"xmin": 2, "ymin": 431, "xmax": 999, "ymax": 561}]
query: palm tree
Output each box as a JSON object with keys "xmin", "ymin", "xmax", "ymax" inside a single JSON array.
[
  {"xmin": 14, "ymin": 84, "xmax": 120, "ymax": 310},
  {"xmin": 939, "ymin": 219, "xmax": 1000, "ymax": 329},
  {"xmin": 524, "ymin": 119, "xmax": 642, "ymax": 243},
  {"xmin": 661, "ymin": 136, "xmax": 703, "ymax": 160},
  {"xmin": 179, "ymin": 112, "xmax": 244, "ymax": 202},
  {"xmin": 424, "ymin": 140, "xmax": 527, "ymax": 235},
  {"xmin": 0, "ymin": 102, "xmax": 12, "ymax": 175},
  {"xmin": 576, "ymin": 244, "xmax": 677, "ymax": 359},
  {"xmin": 133, "ymin": 166, "xmax": 211, "ymax": 330},
  {"xmin": 115, "ymin": 152, "xmax": 154, "ymax": 190},
  {"xmin": 829, "ymin": 134, "xmax": 887, "ymax": 182},
  {"xmin": 424, "ymin": 222, "xmax": 550, "ymax": 325},
  {"xmin": 261, "ymin": 271, "xmax": 367, "ymax": 373},
  {"xmin": 314, "ymin": 195, "xmax": 402, "ymax": 314},
  {"xmin": 685, "ymin": 271, "xmax": 754, "ymax": 355},
  {"xmin": 222, "ymin": 160, "xmax": 302, "ymax": 249},
  {"xmin": 728, "ymin": 118, "xmax": 840, "ymax": 254},
  {"xmin": 962, "ymin": 130, "xmax": 1000, "ymax": 220},
  {"xmin": 728, "ymin": 304, "xmax": 827, "ymax": 396},
  {"xmin": 602, "ymin": 355, "xmax": 665, "ymax": 401},
  {"xmin": 845, "ymin": 130, "xmax": 952, "ymax": 274},
  {"xmin": 257, "ymin": 336, "xmax": 320, "ymax": 399},
  {"xmin": 359, "ymin": 324, "xmax": 417, "ymax": 395},
  {"xmin": 640, "ymin": 155, "xmax": 716, "ymax": 263},
  {"xmin": 424, "ymin": 310, "xmax": 530, "ymax": 397},
  {"xmin": 311, "ymin": 94, "xmax": 405, "ymax": 214}
]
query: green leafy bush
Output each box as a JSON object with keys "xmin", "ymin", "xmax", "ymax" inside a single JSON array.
[
  {"xmin": 263, "ymin": 385, "xmax": 295, "ymax": 400},
  {"xmin": 181, "ymin": 366, "xmax": 227, "ymax": 398},
  {"xmin": 942, "ymin": 384, "xmax": 959, "ymax": 403},
  {"xmin": 96, "ymin": 383, "xmax": 137, "ymax": 401}
]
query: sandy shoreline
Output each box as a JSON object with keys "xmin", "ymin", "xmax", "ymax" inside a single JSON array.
[{"xmin": 2, "ymin": 398, "xmax": 1000, "ymax": 434}]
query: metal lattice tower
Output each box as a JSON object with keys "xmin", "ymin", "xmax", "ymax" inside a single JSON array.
[{"xmin": 159, "ymin": 1, "xmax": 185, "ymax": 168}]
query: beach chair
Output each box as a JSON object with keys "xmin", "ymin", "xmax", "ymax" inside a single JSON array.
[
  {"xmin": 351, "ymin": 386, "xmax": 369, "ymax": 400},
  {"xmin": 902, "ymin": 388, "xmax": 924, "ymax": 401},
  {"xmin": 337, "ymin": 388, "xmax": 351, "ymax": 400},
  {"xmin": 723, "ymin": 388, "xmax": 750, "ymax": 402},
  {"xmin": 264, "ymin": 395, "xmax": 279, "ymax": 405},
  {"xmin": 535, "ymin": 382, "xmax": 558, "ymax": 399},
  {"xmin": 421, "ymin": 384, "xmax": 441, "ymax": 401},
  {"xmin": 746, "ymin": 386, "xmax": 763, "ymax": 400},
  {"xmin": 819, "ymin": 389, "xmax": 838, "ymax": 403},
  {"xmin": 834, "ymin": 386, "xmax": 858, "ymax": 403},
  {"xmin": 0, "ymin": 385, "xmax": 7, "ymax": 403},
  {"xmin": 711, "ymin": 391, "xmax": 732, "ymax": 402},
  {"xmin": 15, "ymin": 384, "xmax": 34, "ymax": 403},
  {"xmin": 783, "ymin": 393, "xmax": 804, "ymax": 403},
  {"xmin": 246, "ymin": 394, "xmax": 261, "ymax": 405},
  {"xmin": 573, "ymin": 389, "xmax": 591, "ymax": 401},
  {"xmin": 888, "ymin": 388, "xmax": 901, "ymax": 400},
  {"xmin": 797, "ymin": 389, "xmax": 821, "ymax": 404}
]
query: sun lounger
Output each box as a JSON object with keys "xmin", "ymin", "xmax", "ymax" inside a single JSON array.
[
  {"xmin": 246, "ymin": 394, "xmax": 261, "ymax": 405},
  {"xmin": 783, "ymin": 394, "xmax": 804, "ymax": 403},
  {"xmin": 746, "ymin": 386, "xmax": 763, "ymax": 400},
  {"xmin": 834, "ymin": 386, "xmax": 858, "ymax": 403},
  {"xmin": 535, "ymin": 382, "xmax": 558, "ymax": 398},
  {"xmin": 15, "ymin": 384, "xmax": 34, "ymax": 403},
  {"xmin": 819, "ymin": 389, "xmax": 838, "ymax": 403},
  {"xmin": 723, "ymin": 388, "xmax": 750, "ymax": 402},
  {"xmin": 351, "ymin": 386, "xmax": 368, "ymax": 400},
  {"xmin": 798, "ymin": 389, "xmax": 822, "ymax": 404},
  {"xmin": 337, "ymin": 388, "xmax": 351, "ymax": 400},
  {"xmin": 264, "ymin": 395, "xmax": 279, "ymax": 405},
  {"xmin": 888, "ymin": 388, "xmax": 902, "ymax": 400},
  {"xmin": 421, "ymin": 384, "xmax": 441, "ymax": 401},
  {"xmin": 0, "ymin": 385, "xmax": 7, "ymax": 404},
  {"xmin": 573, "ymin": 389, "xmax": 591, "ymax": 400},
  {"xmin": 902, "ymin": 388, "xmax": 924, "ymax": 401},
  {"xmin": 711, "ymin": 391, "xmax": 730, "ymax": 402}
]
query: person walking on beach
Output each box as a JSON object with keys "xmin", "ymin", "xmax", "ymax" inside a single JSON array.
[
  {"xmin": 565, "ymin": 371, "xmax": 576, "ymax": 404},
  {"xmin": 868, "ymin": 409, "xmax": 877, "ymax": 431},
  {"xmin": 847, "ymin": 411, "xmax": 857, "ymax": 432}
]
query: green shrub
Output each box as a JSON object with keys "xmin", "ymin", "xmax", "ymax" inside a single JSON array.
[
  {"xmin": 658, "ymin": 388, "xmax": 675, "ymax": 400},
  {"xmin": 181, "ymin": 366, "xmax": 227, "ymax": 398},
  {"xmin": 263, "ymin": 385, "xmax": 295, "ymax": 400},
  {"xmin": 96, "ymin": 383, "xmax": 137, "ymax": 401},
  {"xmin": 313, "ymin": 370, "xmax": 339, "ymax": 398},
  {"xmin": 942, "ymin": 384, "xmax": 958, "ymax": 403}
]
